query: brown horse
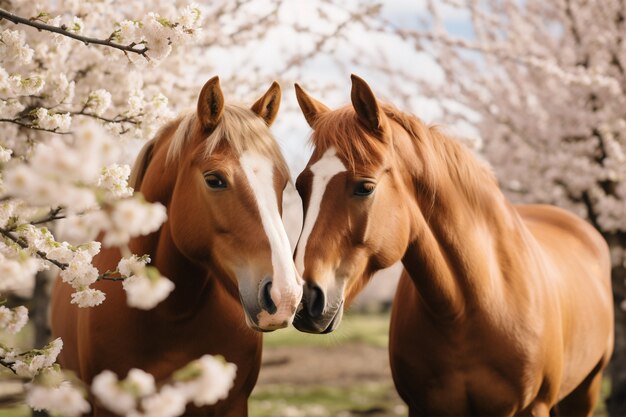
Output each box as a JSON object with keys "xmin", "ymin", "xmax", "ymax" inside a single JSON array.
[
  {"xmin": 51, "ymin": 77, "xmax": 302, "ymax": 416},
  {"xmin": 292, "ymin": 75, "xmax": 614, "ymax": 416}
]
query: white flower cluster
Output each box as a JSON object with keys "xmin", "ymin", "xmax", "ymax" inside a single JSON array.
[
  {"xmin": 3, "ymin": 124, "xmax": 113, "ymax": 211},
  {"xmin": 98, "ymin": 163, "xmax": 133, "ymax": 198},
  {"xmin": 104, "ymin": 197, "xmax": 167, "ymax": 247},
  {"xmin": 0, "ymin": 29, "xmax": 34, "ymax": 65},
  {"xmin": 118, "ymin": 255, "xmax": 174, "ymax": 309},
  {"xmin": 0, "ymin": 305, "xmax": 28, "ymax": 334},
  {"xmin": 1, "ymin": 338, "xmax": 63, "ymax": 378},
  {"xmin": 113, "ymin": 4, "xmax": 203, "ymax": 61},
  {"xmin": 92, "ymin": 354, "xmax": 236, "ymax": 417},
  {"xmin": 85, "ymin": 89, "xmax": 112, "ymax": 116},
  {"xmin": 27, "ymin": 381, "xmax": 91, "ymax": 417},
  {"xmin": 0, "ymin": 251, "xmax": 39, "ymax": 297},
  {"xmin": 33, "ymin": 108, "xmax": 71, "ymax": 132}
]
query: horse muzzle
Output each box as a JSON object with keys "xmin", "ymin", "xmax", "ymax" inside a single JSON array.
[
  {"xmin": 239, "ymin": 276, "xmax": 302, "ymax": 332},
  {"xmin": 293, "ymin": 282, "xmax": 344, "ymax": 333}
]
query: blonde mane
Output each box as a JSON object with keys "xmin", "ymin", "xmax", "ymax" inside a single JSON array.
[{"xmin": 164, "ymin": 104, "xmax": 290, "ymax": 179}]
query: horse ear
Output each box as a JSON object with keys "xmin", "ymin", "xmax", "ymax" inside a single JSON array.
[
  {"xmin": 128, "ymin": 138, "xmax": 156, "ymax": 191},
  {"xmin": 197, "ymin": 76, "xmax": 224, "ymax": 130},
  {"xmin": 294, "ymin": 83, "xmax": 330, "ymax": 129},
  {"xmin": 350, "ymin": 74, "xmax": 383, "ymax": 134},
  {"xmin": 251, "ymin": 81, "xmax": 281, "ymax": 126}
]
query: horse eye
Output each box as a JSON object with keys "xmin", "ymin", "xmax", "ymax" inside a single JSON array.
[
  {"xmin": 354, "ymin": 181, "xmax": 375, "ymax": 197},
  {"xmin": 204, "ymin": 173, "xmax": 228, "ymax": 189}
]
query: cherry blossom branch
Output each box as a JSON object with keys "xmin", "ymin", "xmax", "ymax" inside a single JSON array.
[
  {"xmin": 69, "ymin": 110, "xmax": 141, "ymax": 126},
  {"xmin": 0, "ymin": 226, "xmax": 68, "ymax": 270},
  {"xmin": 0, "ymin": 118, "xmax": 72, "ymax": 135},
  {"xmin": 0, "ymin": 8, "xmax": 149, "ymax": 58},
  {"xmin": 0, "ymin": 226, "xmax": 124, "ymax": 282},
  {"xmin": 0, "ymin": 359, "xmax": 17, "ymax": 374}
]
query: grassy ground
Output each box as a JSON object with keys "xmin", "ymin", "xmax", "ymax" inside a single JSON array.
[
  {"xmin": 262, "ymin": 311, "xmax": 390, "ymax": 349},
  {"xmin": 250, "ymin": 311, "xmax": 404, "ymax": 417},
  {"xmin": 0, "ymin": 311, "xmax": 612, "ymax": 417},
  {"xmin": 251, "ymin": 311, "xmax": 611, "ymax": 417}
]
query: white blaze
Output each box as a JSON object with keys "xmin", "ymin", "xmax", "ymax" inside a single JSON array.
[
  {"xmin": 240, "ymin": 151, "xmax": 302, "ymax": 323},
  {"xmin": 295, "ymin": 147, "xmax": 346, "ymax": 275}
]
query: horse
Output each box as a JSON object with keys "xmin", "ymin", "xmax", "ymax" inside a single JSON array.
[
  {"xmin": 291, "ymin": 74, "xmax": 614, "ymax": 416},
  {"xmin": 51, "ymin": 76, "xmax": 303, "ymax": 416}
]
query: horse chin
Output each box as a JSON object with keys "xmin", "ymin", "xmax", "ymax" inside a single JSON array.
[{"xmin": 294, "ymin": 303, "xmax": 344, "ymax": 334}]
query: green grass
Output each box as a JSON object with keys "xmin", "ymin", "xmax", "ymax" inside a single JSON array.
[
  {"xmin": 250, "ymin": 382, "xmax": 406, "ymax": 417},
  {"xmin": 262, "ymin": 311, "xmax": 390, "ymax": 349},
  {"xmin": 0, "ymin": 405, "xmax": 29, "ymax": 417}
]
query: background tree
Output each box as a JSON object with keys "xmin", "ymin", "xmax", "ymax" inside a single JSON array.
[
  {"xmin": 380, "ymin": 1, "xmax": 626, "ymax": 414},
  {"xmin": 0, "ymin": 0, "xmax": 389, "ymax": 415}
]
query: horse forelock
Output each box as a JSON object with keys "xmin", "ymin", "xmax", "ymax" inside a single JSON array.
[
  {"xmin": 310, "ymin": 106, "xmax": 387, "ymax": 174},
  {"xmin": 164, "ymin": 104, "xmax": 289, "ymax": 180}
]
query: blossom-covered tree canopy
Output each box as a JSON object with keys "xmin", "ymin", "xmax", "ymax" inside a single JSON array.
[{"xmin": 0, "ymin": 0, "xmax": 392, "ymax": 415}]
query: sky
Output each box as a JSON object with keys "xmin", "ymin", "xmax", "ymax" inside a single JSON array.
[{"xmin": 204, "ymin": 0, "xmax": 475, "ymax": 177}]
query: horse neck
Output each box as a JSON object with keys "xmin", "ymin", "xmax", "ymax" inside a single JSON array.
[{"xmin": 397, "ymin": 126, "xmax": 528, "ymax": 322}]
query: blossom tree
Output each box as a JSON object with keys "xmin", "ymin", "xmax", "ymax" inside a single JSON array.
[
  {"xmin": 0, "ymin": 0, "xmax": 390, "ymax": 414},
  {"xmin": 379, "ymin": 0, "xmax": 626, "ymax": 414}
]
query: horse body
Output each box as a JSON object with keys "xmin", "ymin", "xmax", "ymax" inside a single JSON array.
[
  {"xmin": 292, "ymin": 75, "xmax": 613, "ymax": 416},
  {"xmin": 51, "ymin": 77, "xmax": 302, "ymax": 416},
  {"xmin": 389, "ymin": 202, "xmax": 613, "ymax": 416}
]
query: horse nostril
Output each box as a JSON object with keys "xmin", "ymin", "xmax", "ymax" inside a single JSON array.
[
  {"xmin": 259, "ymin": 279, "xmax": 277, "ymax": 314},
  {"xmin": 306, "ymin": 283, "xmax": 325, "ymax": 318}
]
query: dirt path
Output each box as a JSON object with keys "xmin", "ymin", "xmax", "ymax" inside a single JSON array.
[{"xmin": 258, "ymin": 343, "xmax": 393, "ymax": 386}]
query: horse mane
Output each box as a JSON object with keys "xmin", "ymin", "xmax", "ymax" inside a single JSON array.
[
  {"xmin": 142, "ymin": 104, "xmax": 289, "ymax": 180},
  {"xmin": 310, "ymin": 103, "xmax": 498, "ymax": 208}
]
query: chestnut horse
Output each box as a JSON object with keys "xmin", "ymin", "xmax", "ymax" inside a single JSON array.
[
  {"xmin": 51, "ymin": 77, "xmax": 302, "ymax": 416},
  {"xmin": 292, "ymin": 75, "xmax": 614, "ymax": 416}
]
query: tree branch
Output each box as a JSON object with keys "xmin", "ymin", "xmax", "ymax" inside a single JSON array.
[
  {"xmin": 0, "ymin": 226, "xmax": 68, "ymax": 269},
  {"xmin": 0, "ymin": 118, "xmax": 72, "ymax": 135},
  {"xmin": 0, "ymin": 359, "xmax": 17, "ymax": 374},
  {"xmin": 0, "ymin": 226, "xmax": 125, "ymax": 282},
  {"xmin": 0, "ymin": 8, "xmax": 149, "ymax": 58},
  {"xmin": 69, "ymin": 110, "xmax": 141, "ymax": 126}
]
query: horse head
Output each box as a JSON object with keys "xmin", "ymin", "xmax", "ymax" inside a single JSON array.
[
  {"xmin": 134, "ymin": 77, "xmax": 303, "ymax": 331},
  {"xmin": 292, "ymin": 75, "xmax": 414, "ymax": 333}
]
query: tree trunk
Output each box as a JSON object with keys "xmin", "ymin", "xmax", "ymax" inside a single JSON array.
[
  {"xmin": 32, "ymin": 272, "xmax": 51, "ymax": 349},
  {"xmin": 606, "ymin": 239, "xmax": 626, "ymax": 417}
]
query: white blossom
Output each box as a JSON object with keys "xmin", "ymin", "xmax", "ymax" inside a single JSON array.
[
  {"xmin": 60, "ymin": 250, "xmax": 99, "ymax": 289},
  {"xmin": 0, "ymin": 146, "xmax": 12, "ymax": 163},
  {"xmin": 118, "ymin": 254, "xmax": 150, "ymax": 277},
  {"xmin": 98, "ymin": 163, "xmax": 133, "ymax": 198},
  {"xmin": 123, "ymin": 271, "xmax": 174, "ymax": 310},
  {"xmin": 86, "ymin": 89, "xmax": 112, "ymax": 116},
  {"xmin": 0, "ymin": 29, "xmax": 34, "ymax": 65},
  {"xmin": 175, "ymin": 355, "xmax": 237, "ymax": 407},
  {"xmin": 92, "ymin": 370, "xmax": 138, "ymax": 415},
  {"xmin": 0, "ymin": 254, "xmax": 39, "ymax": 296},
  {"xmin": 70, "ymin": 288, "xmax": 106, "ymax": 307},
  {"xmin": 27, "ymin": 382, "xmax": 91, "ymax": 417},
  {"xmin": 9, "ymin": 75, "xmax": 45, "ymax": 96},
  {"xmin": 105, "ymin": 197, "xmax": 167, "ymax": 246},
  {"xmin": 127, "ymin": 368, "xmax": 156, "ymax": 397},
  {"xmin": 33, "ymin": 108, "xmax": 71, "ymax": 131},
  {"xmin": 131, "ymin": 385, "xmax": 187, "ymax": 417},
  {"xmin": 11, "ymin": 338, "xmax": 63, "ymax": 378},
  {"xmin": 0, "ymin": 305, "xmax": 28, "ymax": 334}
]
